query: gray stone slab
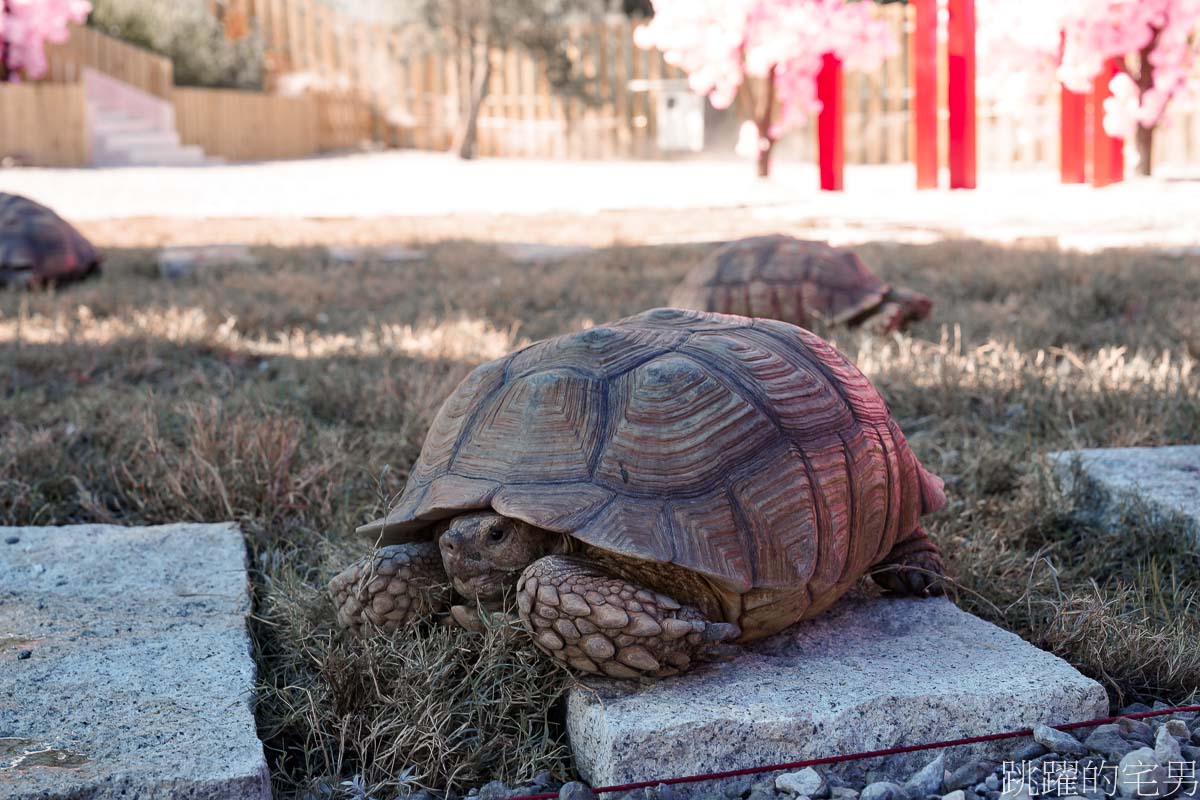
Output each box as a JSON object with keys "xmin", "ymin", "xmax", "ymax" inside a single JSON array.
[
  {"xmin": 567, "ymin": 591, "xmax": 1107, "ymax": 796},
  {"xmin": 1049, "ymin": 446, "xmax": 1200, "ymax": 542},
  {"xmin": 159, "ymin": 244, "xmax": 257, "ymax": 278},
  {"xmin": 0, "ymin": 523, "xmax": 270, "ymax": 800},
  {"xmin": 497, "ymin": 243, "xmax": 594, "ymax": 263},
  {"xmin": 325, "ymin": 244, "xmax": 428, "ymax": 264}
]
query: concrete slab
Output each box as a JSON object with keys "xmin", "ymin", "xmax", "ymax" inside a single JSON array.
[
  {"xmin": 325, "ymin": 244, "xmax": 427, "ymax": 264},
  {"xmin": 1049, "ymin": 446, "xmax": 1200, "ymax": 543},
  {"xmin": 0, "ymin": 523, "xmax": 270, "ymax": 800},
  {"xmin": 566, "ymin": 591, "xmax": 1107, "ymax": 796},
  {"xmin": 158, "ymin": 244, "xmax": 257, "ymax": 278}
]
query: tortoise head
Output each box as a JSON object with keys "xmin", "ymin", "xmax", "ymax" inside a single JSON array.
[
  {"xmin": 438, "ymin": 511, "xmax": 562, "ymax": 602},
  {"xmin": 889, "ymin": 287, "xmax": 933, "ymax": 328}
]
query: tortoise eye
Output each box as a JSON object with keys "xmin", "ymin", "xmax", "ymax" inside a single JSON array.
[{"xmin": 488, "ymin": 526, "xmax": 508, "ymax": 543}]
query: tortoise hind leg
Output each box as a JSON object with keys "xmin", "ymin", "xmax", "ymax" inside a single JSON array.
[
  {"xmin": 517, "ymin": 555, "xmax": 740, "ymax": 679},
  {"xmin": 329, "ymin": 541, "xmax": 451, "ymax": 634},
  {"xmin": 872, "ymin": 525, "xmax": 945, "ymax": 597}
]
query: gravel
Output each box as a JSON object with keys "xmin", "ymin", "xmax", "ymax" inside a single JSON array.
[{"xmin": 475, "ymin": 710, "xmax": 1200, "ymax": 800}]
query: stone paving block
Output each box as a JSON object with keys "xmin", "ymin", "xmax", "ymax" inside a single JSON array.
[
  {"xmin": 325, "ymin": 244, "xmax": 428, "ymax": 264},
  {"xmin": 0, "ymin": 523, "xmax": 270, "ymax": 800},
  {"xmin": 1049, "ymin": 445, "xmax": 1200, "ymax": 543},
  {"xmin": 159, "ymin": 244, "xmax": 257, "ymax": 278},
  {"xmin": 567, "ymin": 591, "xmax": 1107, "ymax": 797}
]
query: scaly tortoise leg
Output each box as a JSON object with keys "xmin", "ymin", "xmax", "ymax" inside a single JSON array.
[
  {"xmin": 329, "ymin": 542, "xmax": 451, "ymax": 634},
  {"xmin": 871, "ymin": 525, "xmax": 945, "ymax": 597},
  {"xmin": 517, "ymin": 555, "xmax": 740, "ymax": 679}
]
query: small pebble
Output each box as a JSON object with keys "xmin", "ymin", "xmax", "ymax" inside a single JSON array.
[
  {"xmin": 1164, "ymin": 720, "xmax": 1190, "ymax": 740},
  {"xmin": 777, "ymin": 768, "xmax": 829, "ymax": 799},
  {"xmin": 860, "ymin": 781, "xmax": 907, "ymax": 800},
  {"xmin": 1010, "ymin": 742, "xmax": 1047, "ymax": 762},
  {"xmin": 1121, "ymin": 703, "xmax": 1153, "ymax": 715},
  {"xmin": 830, "ymin": 789, "xmax": 860, "ymax": 800},
  {"xmin": 476, "ymin": 781, "xmax": 511, "ymax": 800},
  {"xmin": 1117, "ymin": 717, "xmax": 1154, "ymax": 745},
  {"xmin": 984, "ymin": 776, "xmax": 999, "ymax": 792},
  {"xmin": 942, "ymin": 792, "xmax": 966, "ymax": 800},
  {"xmin": 904, "ymin": 753, "xmax": 945, "ymax": 798},
  {"xmin": 559, "ymin": 782, "xmax": 596, "ymax": 800},
  {"xmin": 1033, "ymin": 723, "xmax": 1089, "ymax": 756},
  {"xmin": 946, "ymin": 763, "xmax": 998, "ymax": 792},
  {"xmin": 17, "ymin": 650, "xmax": 31, "ymax": 660},
  {"xmin": 4, "ymin": 536, "xmax": 18, "ymax": 545},
  {"xmin": 1115, "ymin": 748, "xmax": 1168, "ymax": 798},
  {"xmin": 1153, "ymin": 725, "xmax": 1182, "ymax": 763}
]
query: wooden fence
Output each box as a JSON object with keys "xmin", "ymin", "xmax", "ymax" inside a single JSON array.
[
  {"xmin": 8, "ymin": 2, "xmax": 1199, "ymax": 169},
  {"xmin": 0, "ymin": 84, "xmax": 89, "ymax": 166},
  {"xmin": 237, "ymin": 0, "xmax": 1200, "ymax": 168},
  {"xmin": 44, "ymin": 23, "xmax": 174, "ymax": 98},
  {"xmin": 173, "ymin": 87, "xmax": 374, "ymax": 160}
]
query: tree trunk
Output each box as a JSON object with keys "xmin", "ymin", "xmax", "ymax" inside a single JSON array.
[
  {"xmin": 755, "ymin": 65, "xmax": 778, "ymax": 179},
  {"xmin": 0, "ymin": 0, "xmax": 9, "ymax": 82},
  {"xmin": 1134, "ymin": 30, "xmax": 1159, "ymax": 177},
  {"xmin": 456, "ymin": 37, "xmax": 492, "ymax": 160}
]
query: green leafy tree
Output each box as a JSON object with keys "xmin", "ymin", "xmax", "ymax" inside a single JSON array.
[{"xmin": 88, "ymin": 0, "xmax": 265, "ymax": 89}]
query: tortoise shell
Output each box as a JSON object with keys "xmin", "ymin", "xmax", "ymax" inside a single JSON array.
[
  {"xmin": 362, "ymin": 308, "xmax": 945, "ymax": 638},
  {"xmin": 0, "ymin": 193, "xmax": 101, "ymax": 288},
  {"xmin": 669, "ymin": 235, "xmax": 914, "ymax": 329}
]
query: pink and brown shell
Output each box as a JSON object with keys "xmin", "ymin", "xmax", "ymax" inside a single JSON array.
[
  {"xmin": 360, "ymin": 308, "xmax": 945, "ymax": 639},
  {"xmin": 0, "ymin": 193, "xmax": 101, "ymax": 288},
  {"xmin": 669, "ymin": 235, "xmax": 931, "ymax": 332}
]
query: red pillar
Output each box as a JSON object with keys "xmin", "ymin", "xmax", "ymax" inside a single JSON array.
[
  {"xmin": 947, "ymin": 0, "xmax": 976, "ymax": 189},
  {"xmin": 911, "ymin": 0, "xmax": 938, "ymax": 189},
  {"xmin": 1060, "ymin": 85, "xmax": 1087, "ymax": 183},
  {"xmin": 1091, "ymin": 58, "xmax": 1124, "ymax": 187},
  {"xmin": 817, "ymin": 53, "xmax": 844, "ymax": 192}
]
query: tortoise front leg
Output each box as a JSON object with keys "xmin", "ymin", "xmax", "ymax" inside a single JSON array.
[
  {"xmin": 329, "ymin": 542, "xmax": 451, "ymax": 634},
  {"xmin": 517, "ymin": 555, "xmax": 740, "ymax": 679}
]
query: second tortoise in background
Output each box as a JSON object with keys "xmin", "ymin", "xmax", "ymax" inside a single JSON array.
[
  {"xmin": 669, "ymin": 235, "xmax": 932, "ymax": 334},
  {"xmin": 0, "ymin": 193, "xmax": 102, "ymax": 289}
]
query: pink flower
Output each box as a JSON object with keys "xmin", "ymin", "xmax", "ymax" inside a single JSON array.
[
  {"xmin": 2, "ymin": 0, "xmax": 92, "ymax": 80},
  {"xmin": 635, "ymin": 0, "xmax": 896, "ymax": 139}
]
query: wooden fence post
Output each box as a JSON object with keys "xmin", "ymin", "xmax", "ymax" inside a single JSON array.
[
  {"xmin": 947, "ymin": 0, "xmax": 976, "ymax": 189},
  {"xmin": 911, "ymin": 0, "xmax": 938, "ymax": 189},
  {"xmin": 1091, "ymin": 58, "xmax": 1124, "ymax": 187},
  {"xmin": 817, "ymin": 53, "xmax": 844, "ymax": 191}
]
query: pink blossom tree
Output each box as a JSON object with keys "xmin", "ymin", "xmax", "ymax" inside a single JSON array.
[
  {"xmin": 634, "ymin": 0, "xmax": 896, "ymax": 178},
  {"xmin": 1, "ymin": 0, "xmax": 92, "ymax": 82},
  {"xmin": 977, "ymin": 0, "xmax": 1200, "ymax": 175}
]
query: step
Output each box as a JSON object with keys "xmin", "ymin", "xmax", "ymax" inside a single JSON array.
[
  {"xmin": 90, "ymin": 114, "xmax": 169, "ymax": 137},
  {"xmin": 96, "ymin": 129, "xmax": 183, "ymax": 150},
  {"xmin": 567, "ymin": 590, "xmax": 1108, "ymax": 797},
  {"xmin": 0, "ymin": 523, "xmax": 271, "ymax": 799}
]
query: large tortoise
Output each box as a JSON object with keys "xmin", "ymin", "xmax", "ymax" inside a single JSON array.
[
  {"xmin": 0, "ymin": 192, "xmax": 101, "ymax": 289},
  {"xmin": 669, "ymin": 235, "xmax": 931, "ymax": 334},
  {"xmin": 330, "ymin": 308, "xmax": 946, "ymax": 679}
]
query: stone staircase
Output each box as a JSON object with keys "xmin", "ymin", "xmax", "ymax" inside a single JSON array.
[{"xmin": 84, "ymin": 68, "xmax": 218, "ymax": 167}]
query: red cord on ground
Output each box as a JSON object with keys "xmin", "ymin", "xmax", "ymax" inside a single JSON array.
[{"xmin": 506, "ymin": 704, "xmax": 1200, "ymax": 800}]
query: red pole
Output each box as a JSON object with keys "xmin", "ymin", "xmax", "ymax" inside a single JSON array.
[
  {"xmin": 1059, "ymin": 85, "xmax": 1087, "ymax": 183},
  {"xmin": 817, "ymin": 53, "xmax": 844, "ymax": 192},
  {"xmin": 1091, "ymin": 58, "xmax": 1124, "ymax": 187},
  {"xmin": 947, "ymin": 0, "xmax": 976, "ymax": 189},
  {"xmin": 911, "ymin": 0, "xmax": 938, "ymax": 189}
]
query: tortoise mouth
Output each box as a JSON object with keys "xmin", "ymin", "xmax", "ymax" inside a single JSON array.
[{"xmin": 451, "ymin": 570, "xmax": 522, "ymax": 602}]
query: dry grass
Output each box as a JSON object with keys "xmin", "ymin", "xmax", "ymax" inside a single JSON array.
[{"xmin": 2, "ymin": 233, "xmax": 1199, "ymax": 797}]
